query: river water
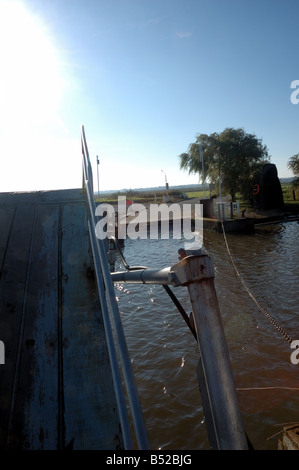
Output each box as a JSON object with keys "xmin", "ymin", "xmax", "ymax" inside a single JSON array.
[{"xmin": 114, "ymin": 221, "xmax": 299, "ymax": 450}]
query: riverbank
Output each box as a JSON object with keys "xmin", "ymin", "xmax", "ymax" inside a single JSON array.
[
  {"xmin": 99, "ymin": 196, "xmax": 299, "ymax": 236},
  {"xmin": 243, "ymin": 203, "xmax": 299, "ymax": 226}
]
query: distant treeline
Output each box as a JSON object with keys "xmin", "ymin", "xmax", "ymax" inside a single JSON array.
[
  {"xmin": 98, "ymin": 179, "xmax": 294, "ymax": 198},
  {"xmin": 99, "ymin": 188, "xmax": 187, "ymax": 203}
]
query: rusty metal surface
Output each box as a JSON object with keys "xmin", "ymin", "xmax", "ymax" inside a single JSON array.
[
  {"xmin": 0, "ymin": 190, "xmax": 123, "ymax": 449},
  {"xmin": 278, "ymin": 426, "xmax": 299, "ymax": 450},
  {"xmin": 171, "ymin": 252, "xmax": 215, "ymax": 286}
]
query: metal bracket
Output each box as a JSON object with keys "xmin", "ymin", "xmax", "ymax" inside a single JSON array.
[{"xmin": 170, "ymin": 252, "xmax": 214, "ymax": 287}]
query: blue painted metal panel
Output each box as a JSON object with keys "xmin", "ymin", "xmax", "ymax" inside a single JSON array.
[{"xmin": 0, "ymin": 190, "xmax": 123, "ymax": 449}]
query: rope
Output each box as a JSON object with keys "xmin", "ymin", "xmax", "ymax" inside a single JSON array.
[{"xmin": 220, "ymin": 221, "xmax": 294, "ymax": 345}]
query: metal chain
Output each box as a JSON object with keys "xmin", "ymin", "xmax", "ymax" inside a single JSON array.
[{"xmin": 220, "ymin": 221, "xmax": 294, "ymax": 345}]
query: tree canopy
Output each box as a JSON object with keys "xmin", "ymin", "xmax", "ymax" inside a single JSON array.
[
  {"xmin": 179, "ymin": 127, "xmax": 270, "ymax": 201},
  {"xmin": 288, "ymin": 153, "xmax": 299, "ymax": 186}
]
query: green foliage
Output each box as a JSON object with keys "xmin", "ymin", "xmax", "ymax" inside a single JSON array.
[
  {"xmin": 288, "ymin": 153, "xmax": 299, "ymax": 187},
  {"xmin": 179, "ymin": 127, "xmax": 270, "ymax": 201}
]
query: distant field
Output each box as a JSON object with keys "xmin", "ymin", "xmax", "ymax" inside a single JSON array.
[
  {"xmin": 96, "ymin": 182, "xmax": 299, "ymax": 211},
  {"xmin": 186, "ymin": 190, "xmax": 210, "ymax": 199}
]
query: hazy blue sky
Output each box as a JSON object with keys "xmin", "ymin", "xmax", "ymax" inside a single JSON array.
[{"xmin": 1, "ymin": 0, "xmax": 298, "ymax": 192}]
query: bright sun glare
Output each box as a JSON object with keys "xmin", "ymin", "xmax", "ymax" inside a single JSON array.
[
  {"xmin": 0, "ymin": 0, "xmax": 62, "ymax": 128},
  {"xmin": 0, "ymin": 0, "xmax": 79, "ymax": 192}
]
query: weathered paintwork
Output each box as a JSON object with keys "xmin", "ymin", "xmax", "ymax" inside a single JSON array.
[{"xmin": 0, "ymin": 189, "xmax": 123, "ymax": 449}]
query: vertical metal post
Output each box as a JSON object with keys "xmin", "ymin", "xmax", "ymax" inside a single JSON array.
[
  {"xmin": 161, "ymin": 170, "xmax": 169, "ymax": 196},
  {"xmin": 200, "ymin": 143, "xmax": 206, "ymax": 199},
  {"xmin": 96, "ymin": 156, "xmax": 100, "ymax": 198},
  {"xmin": 171, "ymin": 252, "xmax": 248, "ymax": 450},
  {"xmin": 217, "ymin": 202, "xmax": 225, "ymax": 221},
  {"xmin": 230, "ymin": 202, "xmax": 233, "ymax": 219},
  {"xmin": 218, "ymin": 143, "xmax": 222, "ymax": 203}
]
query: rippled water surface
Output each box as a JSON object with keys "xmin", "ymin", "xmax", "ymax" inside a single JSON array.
[{"xmin": 114, "ymin": 221, "xmax": 299, "ymax": 450}]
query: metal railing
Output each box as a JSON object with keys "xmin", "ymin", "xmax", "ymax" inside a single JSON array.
[
  {"xmin": 81, "ymin": 125, "xmax": 149, "ymax": 450},
  {"xmin": 215, "ymin": 201, "xmax": 241, "ymax": 220},
  {"xmin": 81, "ymin": 125, "xmax": 249, "ymax": 450}
]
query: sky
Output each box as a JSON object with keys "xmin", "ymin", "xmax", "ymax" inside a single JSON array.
[{"xmin": 0, "ymin": 0, "xmax": 299, "ymax": 193}]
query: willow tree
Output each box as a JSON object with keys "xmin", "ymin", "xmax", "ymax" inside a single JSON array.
[
  {"xmin": 179, "ymin": 128, "xmax": 270, "ymax": 201},
  {"xmin": 288, "ymin": 153, "xmax": 299, "ymax": 187}
]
